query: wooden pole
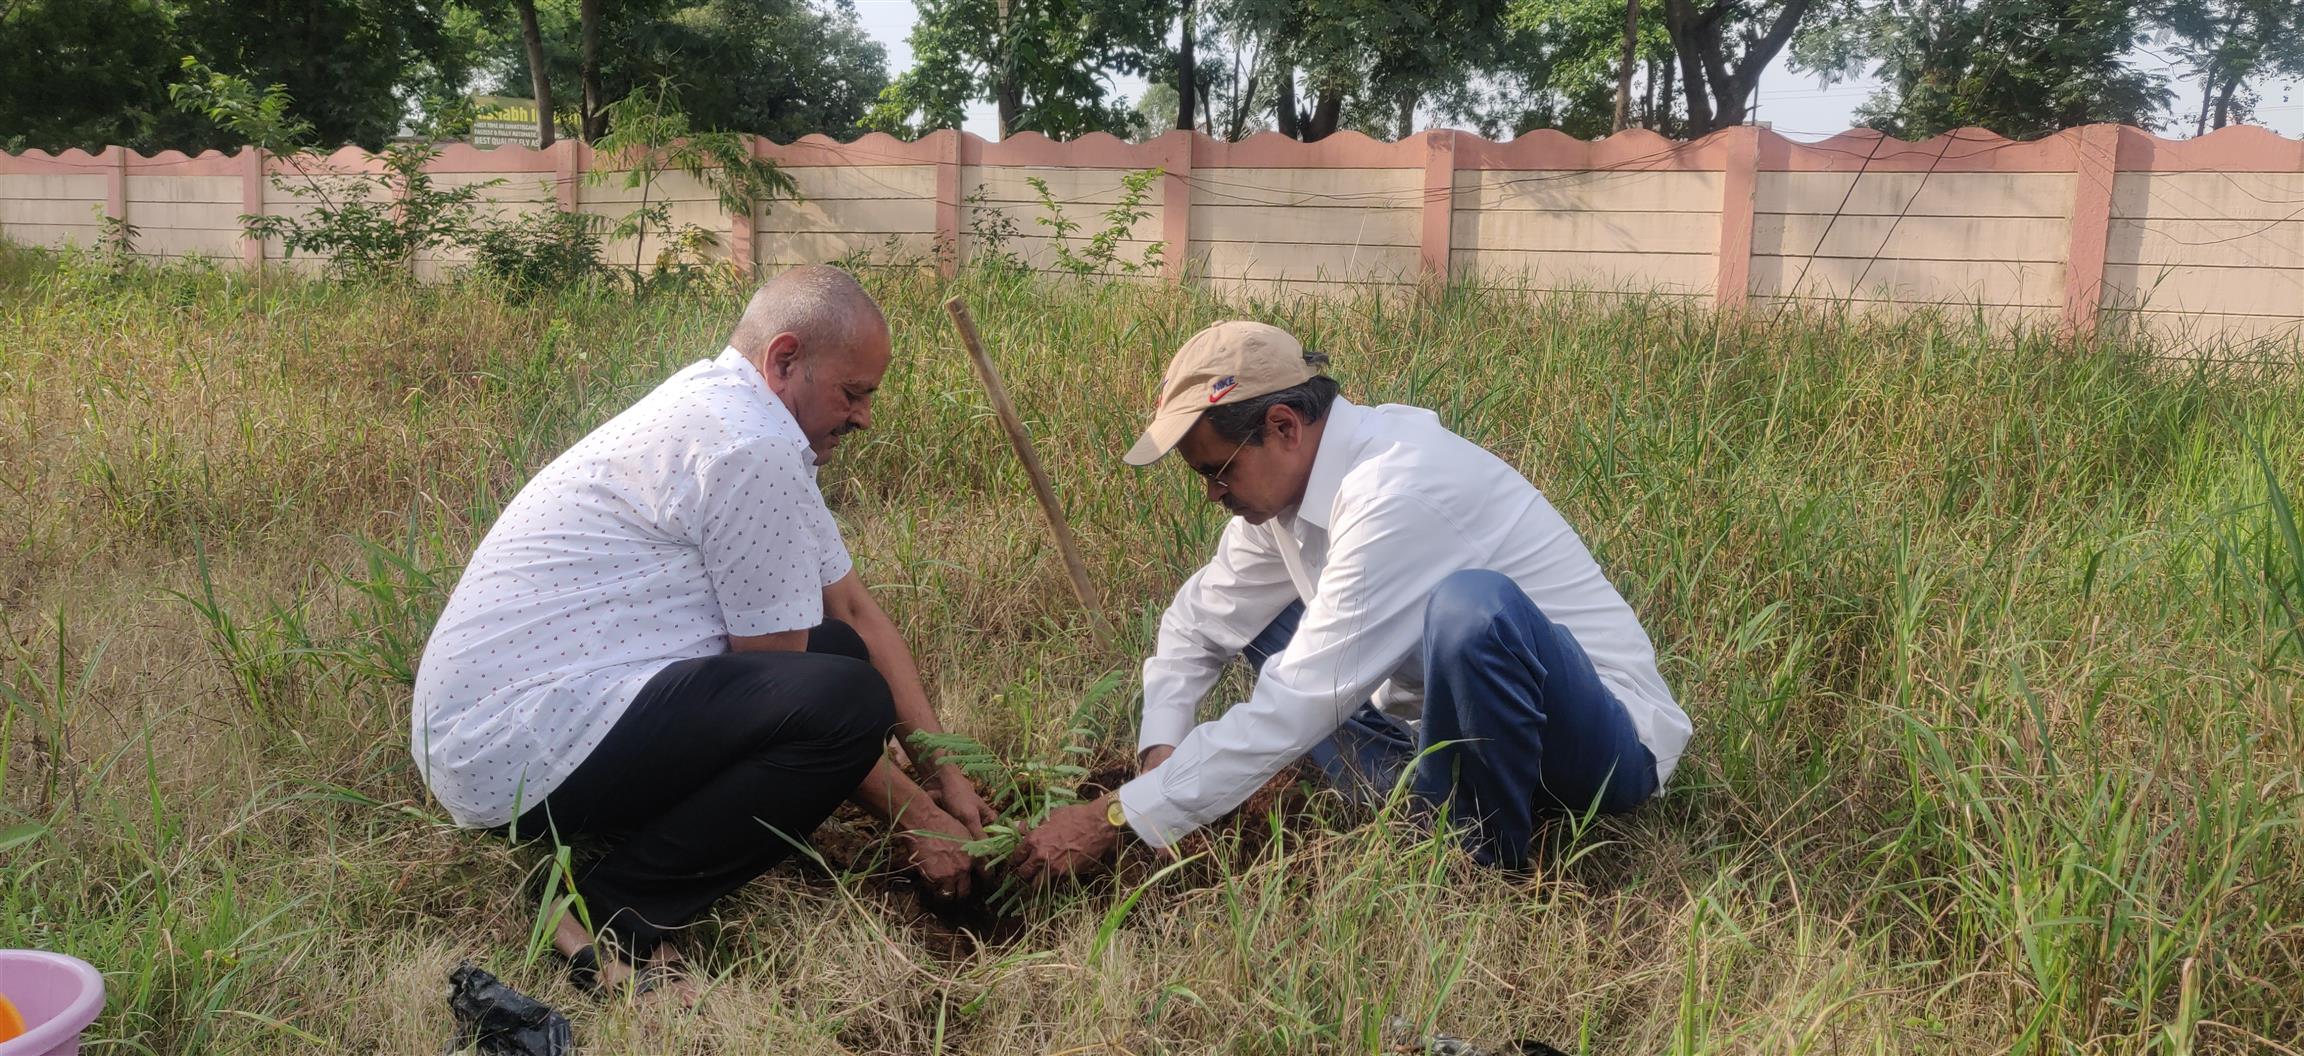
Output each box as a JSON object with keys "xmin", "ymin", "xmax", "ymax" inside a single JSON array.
[{"xmin": 943, "ymin": 297, "xmax": 1115, "ymax": 651}]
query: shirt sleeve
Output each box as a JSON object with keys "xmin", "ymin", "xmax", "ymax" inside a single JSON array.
[
  {"xmin": 1117, "ymin": 491, "xmax": 1476, "ymax": 847},
  {"xmin": 1139, "ymin": 519, "xmax": 1299, "ymax": 753},
  {"xmin": 691, "ymin": 438, "xmax": 850, "ymax": 636},
  {"xmin": 806, "ymin": 468, "xmax": 856, "ymax": 589}
]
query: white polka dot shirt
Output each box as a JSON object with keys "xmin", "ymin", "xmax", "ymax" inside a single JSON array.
[{"xmin": 411, "ymin": 348, "xmax": 853, "ymax": 828}]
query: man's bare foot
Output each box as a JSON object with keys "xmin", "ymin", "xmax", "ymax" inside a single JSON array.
[{"xmin": 551, "ymin": 913, "xmax": 707, "ymax": 1006}]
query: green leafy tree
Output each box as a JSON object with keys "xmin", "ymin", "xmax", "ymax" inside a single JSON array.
[
  {"xmin": 1328, "ymin": 0, "xmax": 1515, "ymax": 137},
  {"xmin": 865, "ymin": 0, "xmax": 1170, "ymax": 139},
  {"xmin": 0, "ymin": 0, "xmax": 470, "ymax": 152},
  {"xmin": 492, "ymin": 0, "xmax": 889, "ymax": 142},
  {"xmin": 511, "ymin": 0, "xmax": 558, "ymax": 147},
  {"xmin": 173, "ymin": 0, "xmax": 475, "ymax": 148},
  {"xmin": 1132, "ymin": 82, "xmax": 1184, "ymax": 138},
  {"xmin": 2154, "ymin": 0, "xmax": 2304, "ymax": 135},
  {"xmin": 1794, "ymin": 0, "xmax": 2171, "ymax": 139},
  {"xmin": 1656, "ymin": 0, "xmax": 1815, "ymax": 135},
  {"xmin": 1200, "ymin": 0, "xmax": 1513, "ymax": 141},
  {"xmin": 167, "ymin": 57, "xmax": 316, "ymax": 155},
  {"xmin": 1501, "ymin": 0, "xmax": 1678, "ymax": 137},
  {"xmin": 0, "ymin": 0, "xmax": 199, "ymax": 152},
  {"xmin": 638, "ymin": 0, "xmax": 890, "ymax": 141},
  {"xmin": 1196, "ymin": 0, "xmax": 1277, "ymax": 139}
]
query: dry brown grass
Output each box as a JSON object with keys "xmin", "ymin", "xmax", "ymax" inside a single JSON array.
[{"xmin": 3, "ymin": 248, "xmax": 2302, "ymax": 1053}]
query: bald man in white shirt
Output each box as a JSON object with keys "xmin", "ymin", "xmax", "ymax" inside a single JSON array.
[
  {"xmin": 1012, "ymin": 322, "xmax": 1692, "ymax": 878},
  {"xmin": 415, "ymin": 266, "xmax": 993, "ymax": 997}
]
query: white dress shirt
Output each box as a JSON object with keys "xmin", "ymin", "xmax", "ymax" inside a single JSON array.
[
  {"xmin": 1115, "ymin": 399, "xmax": 1691, "ymax": 847},
  {"xmin": 412, "ymin": 348, "xmax": 852, "ymax": 828}
]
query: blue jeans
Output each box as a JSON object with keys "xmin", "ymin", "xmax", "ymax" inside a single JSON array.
[{"xmin": 1245, "ymin": 569, "xmax": 1659, "ymax": 869}]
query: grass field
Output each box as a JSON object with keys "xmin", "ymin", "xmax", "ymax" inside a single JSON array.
[{"xmin": 3, "ymin": 242, "xmax": 2301, "ymax": 1054}]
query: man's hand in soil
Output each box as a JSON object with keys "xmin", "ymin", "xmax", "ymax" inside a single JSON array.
[
  {"xmin": 928, "ymin": 763, "xmax": 998, "ymax": 838},
  {"xmin": 854, "ymin": 757, "xmax": 981, "ymax": 902},
  {"xmin": 1009, "ymin": 797, "xmax": 1125, "ymax": 883},
  {"xmin": 900, "ymin": 806, "xmax": 979, "ymax": 903}
]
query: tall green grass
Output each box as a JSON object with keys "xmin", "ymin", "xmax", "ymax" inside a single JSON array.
[{"xmin": 2, "ymin": 246, "xmax": 2300, "ymax": 1053}]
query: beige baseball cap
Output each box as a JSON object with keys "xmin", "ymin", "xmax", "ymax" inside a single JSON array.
[{"xmin": 1123, "ymin": 321, "xmax": 1317, "ymax": 466}]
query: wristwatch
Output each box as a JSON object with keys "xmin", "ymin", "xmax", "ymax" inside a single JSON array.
[{"xmin": 1104, "ymin": 795, "xmax": 1129, "ymax": 830}]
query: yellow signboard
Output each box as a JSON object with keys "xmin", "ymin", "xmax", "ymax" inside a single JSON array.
[{"xmin": 469, "ymin": 94, "xmax": 548, "ymax": 148}]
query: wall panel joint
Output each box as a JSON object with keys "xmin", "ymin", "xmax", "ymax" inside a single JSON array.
[
  {"xmin": 1420, "ymin": 130, "xmax": 1456, "ymax": 281},
  {"xmin": 1715, "ymin": 126, "xmax": 1761, "ymax": 313},
  {"xmin": 936, "ymin": 131, "xmax": 962, "ymax": 278},
  {"xmin": 104, "ymin": 146, "xmax": 126, "ymax": 228},
  {"xmin": 1161, "ymin": 129, "xmax": 1194, "ymax": 283},
  {"xmin": 2061, "ymin": 124, "xmax": 2120, "ymax": 337},
  {"xmin": 240, "ymin": 148, "xmax": 264, "ymax": 268}
]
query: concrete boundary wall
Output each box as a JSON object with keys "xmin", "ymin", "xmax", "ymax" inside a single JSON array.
[{"xmin": 4, "ymin": 125, "xmax": 2301, "ymax": 351}]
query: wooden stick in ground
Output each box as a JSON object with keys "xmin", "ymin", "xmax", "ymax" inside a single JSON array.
[{"xmin": 943, "ymin": 296, "xmax": 1116, "ymax": 652}]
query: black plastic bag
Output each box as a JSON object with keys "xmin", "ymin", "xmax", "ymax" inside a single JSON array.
[
  {"xmin": 1387, "ymin": 1017, "xmax": 1572, "ymax": 1056},
  {"xmin": 447, "ymin": 961, "xmax": 573, "ymax": 1056}
]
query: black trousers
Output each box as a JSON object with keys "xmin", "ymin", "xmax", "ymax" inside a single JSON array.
[{"xmin": 512, "ymin": 620, "xmax": 893, "ymax": 957}]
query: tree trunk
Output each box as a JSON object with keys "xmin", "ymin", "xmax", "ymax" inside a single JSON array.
[
  {"xmin": 1662, "ymin": 0, "xmax": 1713, "ymax": 134},
  {"xmin": 1642, "ymin": 55, "xmax": 1659, "ymax": 128},
  {"xmin": 1663, "ymin": 0, "xmax": 1807, "ymax": 135},
  {"xmin": 515, "ymin": 0, "xmax": 554, "ymax": 148},
  {"xmin": 2194, "ymin": 75, "xmax": 2214, "ymax": 137},
  {"xmin": 1304, "ymin": 87, "xmax": 1342, "ymax": 142},
  {"xmin": 1656, "ymin": 51, "xmax": 1675, "ymax": 134},
  {"xmin": 578, "ymin": 0, "xmax": 604, "ymax": 142},
  {"xmin": 1275, "ymin": 66, "xmax": 1300, "ymax": 139},
  {"xmin": 996, "ymin": 80, "xmax": 1021, "ymax": 138},
  {"xmin": 1226, "ymin": 47, "xmax": 1260, "ymax": 140},
  {"xmin": 1177, "ymin": 0, "xmax": 1198, "ymax": 131},
  {"xmin": 1397, "ymin": 91, "xmax": 1416, "ymax": 139},
  {"xmin": 2212, "ymin": 75, "xmax": 2239, "ymax": 128},
  {"xmin": 995, "ymin": 0, "xmax": 1019, "ymax": 137},
  {"xmin": 1713, "ymin": 75, "xmax": 1750, "ymax": 128},
  {"xmin": 1613, "ymin": 0, "xmax": 1639, "ymax": 133}
]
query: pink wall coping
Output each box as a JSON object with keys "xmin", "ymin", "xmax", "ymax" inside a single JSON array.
[{"xmin": 4, "ymin": 124, "xmax": 2299, "ymax": 179}]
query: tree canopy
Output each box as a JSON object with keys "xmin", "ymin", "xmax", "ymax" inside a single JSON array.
[
  {"xmin": 1794, "ymin": 0, "xmax": 2175, "ymax": 139},
  {"xmin": 862, "ymin": 0, "xmax": 1170, "ymax": 139},
  {"xmin": 1, "ymin": 0, "xmax": 2296, "ymax": 152},
  {"xmin": 1, "ymin": 0, "xmax": 471, "ymax": 152}
]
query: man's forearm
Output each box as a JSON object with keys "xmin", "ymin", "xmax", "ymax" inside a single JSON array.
[
  {"xmin": 850, "ymin": 609, "xmax": 938, "ymax": 735},
  {"xmin": 838, "ymin": 586, "xmax": 954, "ymax": 768},
  {"xmin": 851, "ymin": 756, "xmax": 945, "ymax": 825}
]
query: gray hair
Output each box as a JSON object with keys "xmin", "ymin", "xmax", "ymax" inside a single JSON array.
[
  {"xmin": 727, "ymin": 264, "xmax": 888, "ymax": 363},
  {"xmin": 1203, "ymin": 352, "xmax": 1339, "ymax": 445}
]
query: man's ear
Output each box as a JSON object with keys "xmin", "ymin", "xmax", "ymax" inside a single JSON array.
[
  {"xmin": 1268, "ymin": 405, "xmax": 1302, "ymax": 448},
  {"xmin": 767, "ymin": 332, "xmax": 802, "ymax": 378}
]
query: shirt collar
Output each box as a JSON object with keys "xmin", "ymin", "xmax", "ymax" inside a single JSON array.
[
  {"xmin": 719, "ymin": 345, "xmax": 775, "ymax": 403},
  {"xmin": 720, "ymin": 346, "xmax": 819, "ymax": 467},
  {"xmin": 1293, "ymin": 398, "xmax": 1364, "ymax": 532}
]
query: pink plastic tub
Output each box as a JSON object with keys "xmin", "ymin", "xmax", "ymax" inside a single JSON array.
[{"xmin": 0, "ymin": 951, "xmax": 104, "ymax": 1056}]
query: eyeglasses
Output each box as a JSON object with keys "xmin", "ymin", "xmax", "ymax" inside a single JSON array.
[{"xmin": 1199, "ymin": 438, "xmax": 1250, "ymax": 490}]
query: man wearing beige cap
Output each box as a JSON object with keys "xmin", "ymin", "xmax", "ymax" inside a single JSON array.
[{"xmin": 1011, "ymin": 321, "xmax": 1691, "ymax": 877}]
